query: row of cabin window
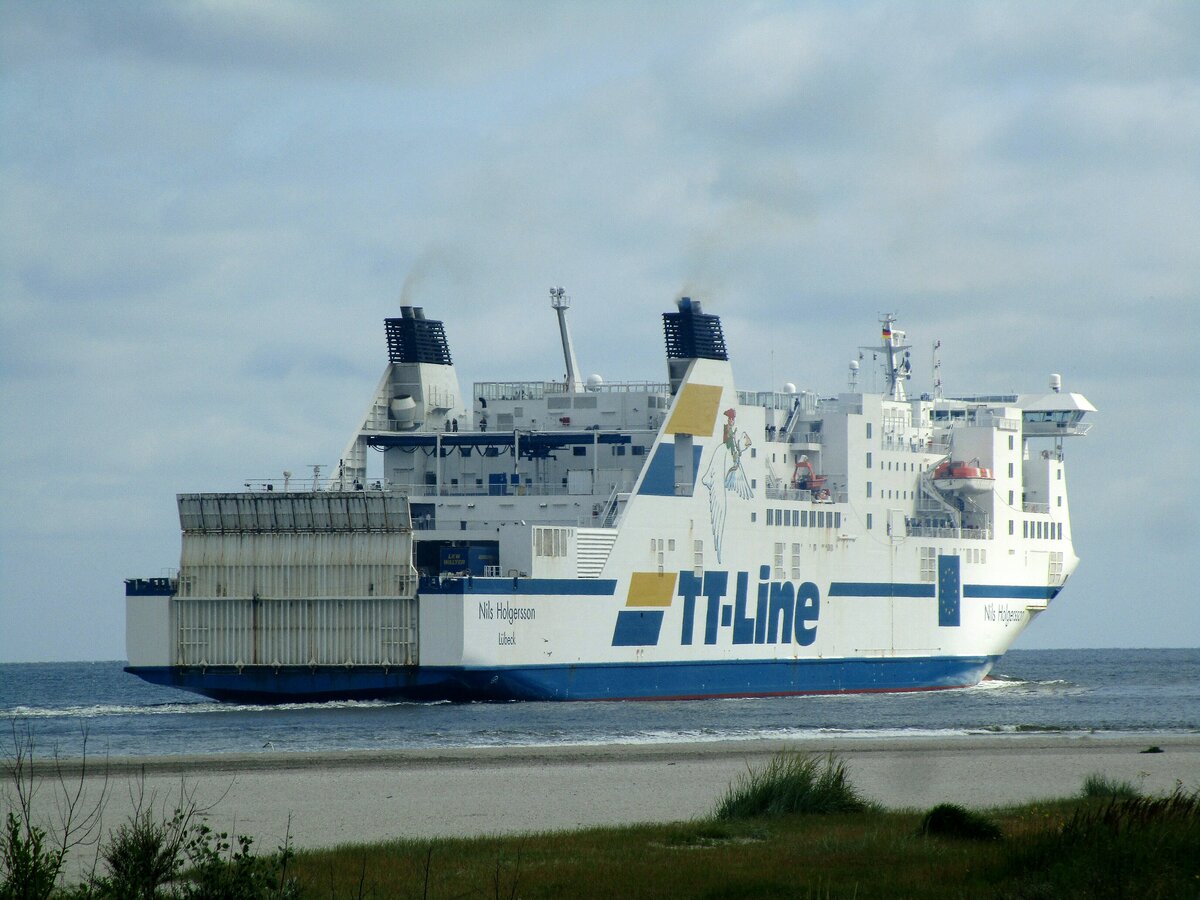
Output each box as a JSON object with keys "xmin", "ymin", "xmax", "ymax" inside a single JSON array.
[
  {"xmin": 1024, "ymin": 520, "xmax": 1062, "ymax": 540},
  {"xmin": 866, "ymin": 429, "xmax": 1023, "ymax": 455},
  {"xmin": 865, "ymin": 483, "xmax": 914, "ymax": 500},
  {"xmin": 533, "ymin": 445, "xmax": 651, "ymax": 457},
  {"xmin": 865, "ymin": 453, "xmax": 924, "ymax": 472},
  {"xmin": 766, "ymin": 508, "xmax": 842, "ymax": 529}
]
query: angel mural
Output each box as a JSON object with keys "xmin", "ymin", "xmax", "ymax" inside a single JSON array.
[{"xmin": 700, "ymin": 407, "xmax": 754, "ymax": 563}]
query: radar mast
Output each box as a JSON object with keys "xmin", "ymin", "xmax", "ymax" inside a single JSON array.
[
  {"xmin": 550, "ymin": 287, "xmax": 584, "ymax": 393},
  {"xmin": 879, "ymin": 314, "xmax": 911, "ymax": 401}
]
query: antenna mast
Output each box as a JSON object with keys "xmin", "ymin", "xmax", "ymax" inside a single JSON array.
[
  {"xmin": 861, "ymin": 314, "xmax": 911, "ymax": 401},
  {"xmin": 932, "ymin": 339, "xmax": 943, "ymax": 400},
  {"xmin": 550, "ymin": 287, "xmax": 584, "ymax": 393}
]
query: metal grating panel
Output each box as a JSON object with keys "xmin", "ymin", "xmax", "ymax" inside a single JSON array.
[
  {"xmin": 662, "ymin": 298, "xmax": 728, "ymax": 361},
  {"xmin": 384, "ymin": 314, "xmax": 453, "ymax": 365}
]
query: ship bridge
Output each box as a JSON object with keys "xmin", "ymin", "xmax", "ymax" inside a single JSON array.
[{"xmin": 1016, "ymin": 390, "xmax": 1096, "ymax": 437}]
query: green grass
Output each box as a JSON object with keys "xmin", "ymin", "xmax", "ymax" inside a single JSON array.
[
  {"xmin": 9, "ymin": 753, "xmax": 1198, "ymax": 900},
  {"xmin": 1080, "ymin": 772, "xmax": 1142, "ymax": 800},
  {"xmin": 291, "ymin": 813, "xmax": 984, "ymax": 899},
  {"xmin": 918, "ymin": 803, "xmax": 1002, "ymax": 841},
  {"xmin": 713, "ymin": 752, "xmax": 872, "ymax": 820},
  {"xmin": 279, "ymin": 763, "xmax": 1200, "ymax": 899},
  {"xmin": 288, "ymin": 797, "xmax": 1198, "ymax": 899},
  {"xmin": 1002, "ymin": 785, "xmax": 1200, "ymax": 899}
]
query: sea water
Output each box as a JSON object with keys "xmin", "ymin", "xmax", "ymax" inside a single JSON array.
[{"xmin": 1, "ymin": 649, "xmax": 1196, "ymax": 759}]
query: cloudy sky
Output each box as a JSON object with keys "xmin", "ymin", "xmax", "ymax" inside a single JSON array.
[{"xmin": 2, "ymin": 1, "xmax": 1197, "ymax": 662}]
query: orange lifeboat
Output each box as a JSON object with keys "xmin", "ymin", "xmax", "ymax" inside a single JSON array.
[
  {"xmin": 793, "ymin": 456, "xmax": 829, "ymax": 499},
  {"xmin": 932, "ymin": 459, "xmax": 995, "ymax": 494}
]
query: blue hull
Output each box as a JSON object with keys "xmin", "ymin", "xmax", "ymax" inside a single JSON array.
[{"xmin": 127, "ymin": 654, "xmax": 999, "ymax": 704}]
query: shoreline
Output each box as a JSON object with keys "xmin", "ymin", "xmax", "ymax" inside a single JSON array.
[{"xmin": 32, "ymin": 731, "xmax": 1200, "ymax": 778}]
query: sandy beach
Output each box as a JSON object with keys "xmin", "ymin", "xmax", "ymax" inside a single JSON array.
[{"xmin": 17, "ymin": 734, "xmax": 1199, "ymax": 872}]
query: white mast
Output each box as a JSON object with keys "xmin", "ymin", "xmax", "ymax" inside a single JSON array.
[
  {"xmin": 858, "ymin": 313, "xmax": 912, "ymax": 401},
  {"xmin": 550, "ymin": 287, "xmax": 584, "ymax": 393},
  {"xmin": 880, "ymin": 313, "xmax": 911, "ymax": 401}
]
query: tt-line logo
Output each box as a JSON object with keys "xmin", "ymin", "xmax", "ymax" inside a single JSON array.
[
  {"xmin": 611, "ymin": 567, "xmax": 821, "ymax": 648},
  {"xmin": 677, "ymin": 568, "xmax": 820, "ymax": 646}
]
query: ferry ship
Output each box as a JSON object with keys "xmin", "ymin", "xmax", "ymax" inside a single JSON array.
[{"xmin": 125, "ymin": 294, "xmax": 1095, "ymax": 702}]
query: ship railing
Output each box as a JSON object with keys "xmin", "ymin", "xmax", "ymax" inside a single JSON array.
[
  {"xmin": 880, "ymin": 436, "xmax": 950, "ymax": 454},
  {"xmin": 236, "ymin": 479, "xmax": 618, "ymax": 500},
  {"xmin": 1022, "ymin": 501, "xmax": 1051, "ymax": 514},
  {"xmin": 780, "ymin": 430, "xmax": 823, "ymax": 445},
  {"xmin": 475, "ymin": 381, "xmax": 671, "ymax": 401},
  {"xmin": 598, "ymin": 484, "xmax": 624, "ymax": 527},
  {"xmin": 414, "ymin": 516, "xmax": 610, "ymax": 532},
  {"xmin": 240, "ymin": 479, "xmax": 391, "ymax": 493},
  {"xmin": 906, "ymin": 525, "xmax": 994, "ymax": 540},
  {"xmin": 389, "ymin": 481, "xmax": 604, "ymax": 499},
  {"xmin": 413, "ymin": 518, "xmax": 490, "ymax": 533},
  {"xmin": 586, "ymin": 380, "xmax": 670, "ymax": 394},
  {"xmin": 764, "ymin": 485, "xmax": 849, "ymax": 504},
  {"xmin": 738, "ymin": 390, "xmax": 817, "ymax": 412}
]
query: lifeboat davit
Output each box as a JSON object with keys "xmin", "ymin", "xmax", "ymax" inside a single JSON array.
[{"xmin": 932, "ymin": 459, "xmax": 995, "ymax": 494}]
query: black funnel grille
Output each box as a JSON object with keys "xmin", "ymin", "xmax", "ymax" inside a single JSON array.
[
  {"xmin": 384, "ymin": 309, "xmax": 452, "ymax": 365},
  {"xmin": 662, "ymin": 297, "xmax": 727, "ymax": 361}
]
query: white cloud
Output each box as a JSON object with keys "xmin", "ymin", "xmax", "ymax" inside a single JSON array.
[{"xmin": 2, "ymin": 0, "xmax": 1198, "ymax": 660}]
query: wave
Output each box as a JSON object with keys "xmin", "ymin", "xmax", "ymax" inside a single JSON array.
[
  {"xmin": 2, "ymin": 698, "xmax": 431, "ymax": 719},
  {"xmin": 435, "ymin": 725, "xmax": 1017, "ymax": 750},
  {"xmin": 969, "ymin": 676, "xmax": 1080, "ymax": 694},
  {"xmin": 970, "ymin": 723, "xmax": 1084, "ymax": 734}
]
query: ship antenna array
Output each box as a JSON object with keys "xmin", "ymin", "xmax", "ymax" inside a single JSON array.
[
  {"xmin": 932, "ymin": 339, "xmax": 943, "ymax": 400},
  {"xmin": 861, "ymin": 313, "xmax": 911, "ymax": 401}
]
